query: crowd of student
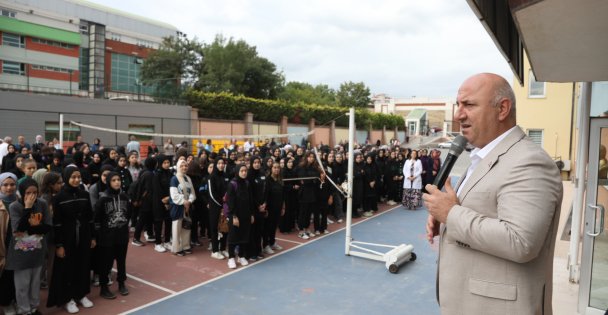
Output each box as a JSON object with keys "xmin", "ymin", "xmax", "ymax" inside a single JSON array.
[{"xmin": 0, "ymin": 134, "xmax": 441, "ymax": 315}]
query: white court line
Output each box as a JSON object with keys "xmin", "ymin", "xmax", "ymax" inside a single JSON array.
[
  {"xmin": 111, "ymin": 268, "xmax": 177, "ymax": 295},
  {"xmin": 274, "ymin": 237, "xmax": 304, "ymax": 245},
  {"xmin": 121, "ymin": 204, "xmax": 402, "ymax": 314}
]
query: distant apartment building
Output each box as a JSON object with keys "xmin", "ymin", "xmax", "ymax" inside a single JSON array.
[
  {"xmin": 0, "ymin": 0, "xmax": 178, "ymax": 98},
  {"xmin": 372, "ymin": 94, "xmax": 455, "ymax": 136},
  {"xmin": 512, "ymin": 52, "xmax": 576, "ymax": 177}
]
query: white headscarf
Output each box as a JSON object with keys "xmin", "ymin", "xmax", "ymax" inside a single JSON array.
[{"xmin": 175, "ymin": 160, "xmax": 193, "ymax": 197}]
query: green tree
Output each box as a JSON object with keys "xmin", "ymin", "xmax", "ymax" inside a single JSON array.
[
  {"xmin": 336, "ymin": 81, "xmax": 371, "ymax": 108},
  {"xmin": 278, "ymin": 81, "xmax": 337, "ymax": 105},
  {"xmin": 140, "ymin": 33, "xmax": 204, "ymax": 100},
  {"xmin": 197, "ymin": 35, "xmax": 284, "ymax": 99}
]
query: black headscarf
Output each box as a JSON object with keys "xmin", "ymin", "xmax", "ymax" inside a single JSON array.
[
  {"xmin": 156, "ymin": 154, "xmax": 172, "ymax": 171},
  {"xmin": 144, "ymin": 157, "xmax": 157, "ymax": 172},
  {"xmin": 18, "ymin": 178, "xmax": 38, "ymax": 204},
  {"xmin": 105, "ymin": 171, "xmax": 122, "ymax": 196},
  {"xmin": 62, "ymin": 165, "xmax": 81, "ymax": 193}
]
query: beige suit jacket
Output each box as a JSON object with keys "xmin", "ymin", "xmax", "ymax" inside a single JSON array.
[{"xmin": 437, "ymin": 126, "xmax": 563, "ymax": 315}]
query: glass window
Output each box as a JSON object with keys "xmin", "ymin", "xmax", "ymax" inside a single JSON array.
[
  {"xmin": 45, "ymin": 122, "xmax": 81, "ymax": 142},
  {"xmin": 528, "ymin": 70, "xmax": 546, "ymax": 98},
  {"xmin": 2, "ymin": 32, "xmax": 24, "ymax": 48},
  {"xmin": 0, "ymin": 8, "xmax": 16, "ymax": 18},
  {"xmin": 527, "ymin": 129, "xmax": 543, "ymax": 146},
  {"xmin": 2, "ymin": 61, "xmax": 25, "ymax": 75},
  {"xmin": 79, "ymin": 47, "xmax": 89, "ymax": 91},
  {"xmin": 111, "ymin": 52, "xmax": 147, "ymax": 94},
  {"xmin": 129, "ymin": 124, "xmax": 154, "ymax": 141}
]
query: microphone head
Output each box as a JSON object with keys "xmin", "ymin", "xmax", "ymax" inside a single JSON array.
[{"xmin": 449, "ymin": 135, "xmax": 468, "ymax": 156}]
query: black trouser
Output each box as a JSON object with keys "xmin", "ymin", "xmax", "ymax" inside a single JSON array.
[
  {"xmin": 199, "ymin": 205, "xmax": 210, "ymax": 239},
  {"xmin": 154, "ymin": 218, "xmax": 172, "ymax": 245},
  {"xmin": 298, "ymin": 201, "xmax": 315, "ymax": 230},
  {"xmin": 208, "ymin": 204, "xmax": 226, "ymax": 252},
  {"xmin": 264, "ymin": 207, "xmax": 280, "ymax": 247},
  {"xmin": 331, "ymin": 191, "xmax": 344, "ymax": 220},
  {"xmin": 134, "ymin": 210, "xmax": 154, "ymax": 241},
  {"xmin": 190, "ymin": 203, "xmax": 203, "ymax": 242},
  {"xmin": 228, "ymin": 243, "xmax": 247, "ymax": 259},
  {"xmin": 0, "ymin": 269, "xmax": 15, "ymax": 306},
  {"xmin": 313, "ymin": 206, "xmax": 328, "ymax": 232},
  {"xmin": 394, "ymin": 179, "xmax": 404, "ymax": 202},
  {"xmin": 247, "ymin": 215, "xmax": 264, "ymax": 258},
  {"xmin": 99, "ymin": 241, "xmax": 128, "ymax": 286},
  {"xmin": 130, "ymin": 206, "xmax": 139, "ymax": 228},
  {"xmin": 363, "ymin": 194, "xmax": 378, "ymax": 212},
  {"xmin": 279, "ymin": 194, "xmax": 297, "ymax": 232}
]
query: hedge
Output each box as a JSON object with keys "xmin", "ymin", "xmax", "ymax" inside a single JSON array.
[{"xmin": 185, "ymin": 90, "xmax": 405, "ymax": 130}]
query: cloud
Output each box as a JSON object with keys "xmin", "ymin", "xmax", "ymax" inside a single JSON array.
[{"xmin": 93, "ymin": 0, "xmax": 513, "ymax": 97}]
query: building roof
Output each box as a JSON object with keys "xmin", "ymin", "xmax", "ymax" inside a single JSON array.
[{"xmin": 72, "ymin": 0, "xmax": 178, "ymax": 31}]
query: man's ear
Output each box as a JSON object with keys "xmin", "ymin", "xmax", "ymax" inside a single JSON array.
[{"xmin": 497, "ymin": 98, "xmax": 512, "ymax": 122}]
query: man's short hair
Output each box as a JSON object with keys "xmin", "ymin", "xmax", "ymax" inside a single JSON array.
[{"xmin": 492, "ymin": 79, "xmax": 516, "ymax": 119}]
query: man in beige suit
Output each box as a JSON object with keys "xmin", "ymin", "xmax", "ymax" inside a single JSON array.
[{"xmin": 423, "ymin": 73, "xmax": 562, "ymax": 315}]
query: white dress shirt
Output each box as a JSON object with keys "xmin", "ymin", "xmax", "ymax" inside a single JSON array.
[{"xmin": 457, "ymin": 126, "xmax": 518, "ymax": 196}]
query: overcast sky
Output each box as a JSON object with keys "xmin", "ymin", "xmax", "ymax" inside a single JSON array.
[{"xmin": 93, "ymin": 0, "xmax": 513, "ymax": 98}]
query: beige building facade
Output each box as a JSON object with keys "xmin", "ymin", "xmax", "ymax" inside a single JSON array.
[{"xmin": 512, "ymin": 53, "xmax": 577, "ymax": 178}]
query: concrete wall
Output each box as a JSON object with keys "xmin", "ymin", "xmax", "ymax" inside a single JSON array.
[
  {"xmin": 0, "ymin": 91, "xmax": 193, "ymax": 147},
  {"xmin": 335, "ymin": 128, "xmax": 349, "ymax": 144},
  {"xmin": 370, "ymin": 130, "xmax": 382, "ymax": 144}
]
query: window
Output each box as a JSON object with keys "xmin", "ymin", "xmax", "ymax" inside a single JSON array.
[
  {"xmin": 528, "ymin": 70, "xmax": 546, "ymax": 98},
  {"xmin": 79, "ymin": 23, "xmax": 89, "ymax": 35},
  {"xmin": 79, "ymin": 47, "xmax": 89, "ymax": 91},
  {"xmin": 128, "ymin": 124, "xmax": 154, "ymax": 141},
  {"xmin": 110, "ymin": 53, "xmax": 153, "ymax": 94},
  {"xmin": 2, "ymin": 61, "xmax": 25, "ymax": 75},
  {"xmin": 527, "ymin": 129, "xmax": 543, "ymax": 146},
  {"xmin": 31, "ymin": 37, "xmax": 75, "ymax": 49},
  {"xmin": 31, "ymin": 64, "xmax": 72, "ymax": 73},
  {"xmin": 136, "ymin": 39, "xmax": 154, "ymax": 48},
  {"xmin": 2, "ymin": 32, "xmax": 24, "ymax": 48},
  {"xmin": 45, "ymin": 122, "xmax": 81, "ymax": 142},
  {"xmin": 0, "ymin": 8, "xmax": 16, "ymax": 18}
]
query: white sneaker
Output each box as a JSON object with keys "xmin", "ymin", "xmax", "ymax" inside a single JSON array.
[
  {"xmin": 163, "ymin": 242, "xmax": 172, "ymax": 250},
  {"xmin": 337, "ymin": 218, "xmax": 344, "ymax": 223},
  {"xmin": 221, "ymin": 250, "xmax": 229, "ymax": 258},
  {"xmin": 263, "ymin": 245, "xmax": 275, "ymax": 255},
  {"xmin": 65, "ymin": 300, "xmax": 79, "ymax": 314},
  {"xmin": 238, "ymin": 257, "xmax": 249, "ymax": 266},
  {"xmin": 227, "ymin": 258, "xmax": 237, "ymax": 269},
  {"xmin": 79, "ymin": 296, "xmax": 93, "ymax": 308},
  {"xmin": 298, "ymin": 232, "xmax": 309, "ymax": 240},
  {"xmin": 145, "ymin": 232, "xmax": 156, "ymax": 242},
  {"xmin": 271, "ymin": 244, "xmax": 283, "ymax": 251},
  {"xmin": 307, "ymin": 231, "xmax": 315, "ymax": 238},
  {"xmin": 327, "ymin": 218, "xmax": 334, "ymax": 224},
  {"xmin": 314, "ymin": 230, "xmax": 321, "ymax": 235},
  {"xmin": 363, "ymin": 211, "xmax": 373, "ymax": 217},
  {"xmin": 323, "ymin": 230, "xmax": 330, "ymax": 234},
  {"xmin": 154, "ymin": 244, "xmax": 167, "ymax": 252},
  {"xmin": 211, "ymin": 252, "xmax": 225, "ymax": 260},
  {"xmin": 3, "ymin": 304, "xmax": 16, "ymax": 315}
]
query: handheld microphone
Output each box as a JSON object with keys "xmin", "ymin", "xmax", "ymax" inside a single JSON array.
[{"xmin": 432, "ymin": 135, "xmax": 468, "ymax": 190}]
